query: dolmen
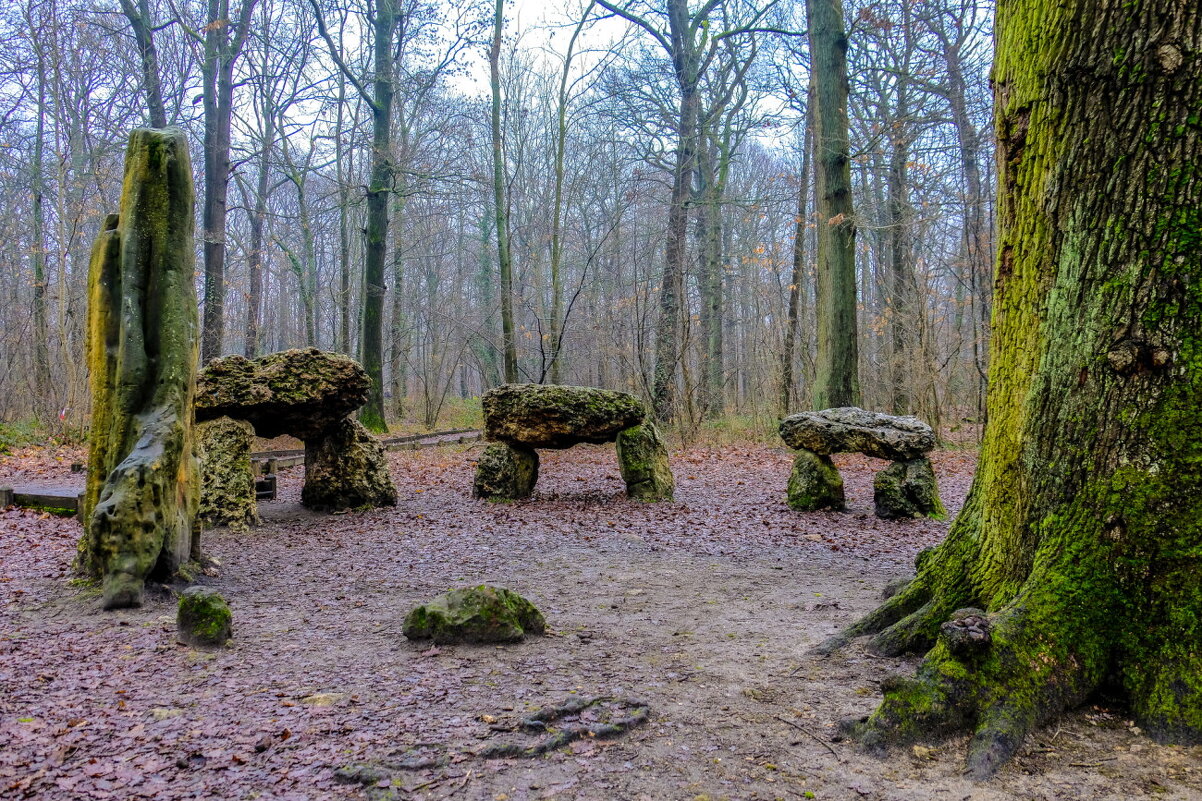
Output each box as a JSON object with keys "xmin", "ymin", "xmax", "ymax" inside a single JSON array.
[
  {"xmin": 779, "ymin": 407, "xmax": 944, "ymax": 519},
  {"xmin": 473, "ymin": 383, "xmax": 674, "ymax": 502},
  {"xmin": 195, "ymin": 348, "xmax": 397, "ymax": 515}
]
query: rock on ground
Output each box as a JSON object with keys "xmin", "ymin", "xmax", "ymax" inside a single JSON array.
[
  {"xmin": 196, "ymin": 349, "xmax": 369, "ymax": 441},
  {"xmin": 780, "ymin": 407, "xmax": 935, "ymax": 461},
  {"xmin": 483, "ymin": 384, "xmax": 647, "ymax": 449},
  {"xmin": 473, "ymin": 442, "xmax": 539, "ymax": 502},
  {"xmin": 302, "ymin": 418, "xmax": 397, "ymax": 511},
  {"xmin": 403, "ymin": 585, "xmax": 546, "ymax": 644},
  {"xmin": 177, "ymin": 586, "xmax": 232, "ymax": 649},
  {"xmin": 197, "ymin": 417, "xmax": 259, "ymax": 531}
]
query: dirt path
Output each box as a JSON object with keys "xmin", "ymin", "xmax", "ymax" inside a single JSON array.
[{"xmin": 1, "ymin": 444, "xmax": 1198, "ymax": 800}]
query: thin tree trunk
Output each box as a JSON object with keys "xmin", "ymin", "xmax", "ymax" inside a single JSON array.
[
  {"xmin": 118, "ymin": 0, "xmax": 168, "ymax": 128},
  {"xmin": 490, "ymin": 0, "xmax": 517, "ymax": 383},
  {"xmin": 780, "ymin": 103, "xmax": 813, "ymax": 415}
]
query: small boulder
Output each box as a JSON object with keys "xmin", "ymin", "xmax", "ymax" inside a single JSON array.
[
  {"xmin": 786, "ymin": 449, "xmax": 845, "ymax": 511},
  {"xmin": 473, "ymin": 442, "xmax": 539, "ymax": 501},
  {"xmin": 483, "ymin": 384, "xmax": 646, "ymax": 449},
  {"xmin": 873, "ymin": 457, "xmax": 945, "ymax": 519},
  {"xmin": 196, "ymin": 348, "xmax": 369, "ymax": 440},
  {"xmin": 403, "ymin": 585, "xmax": 545, "ymax": 644},
  {"xmin": 197, "ymin": 416, "xmax": 259, "ymax": 530},
  {"xmin": 616, "ymin": 421, "xmax": 674, "ymax": 501},
  {"xmin": 177, "ymin": 587, "xmax": 232, "ymax": 649},
  {"xmin": 780, "ymin": 407, "xmax": 935, "ymax": 461},
  {"xmin": 302, "ymin": 417, "xmax": 397, "ymax": 510}
]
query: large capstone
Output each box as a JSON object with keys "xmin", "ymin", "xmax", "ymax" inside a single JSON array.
[
  {"xmin": 302, "ymin": 417, "xmax": 397, "ymax": 511},
  {"xmin": 473, "ymin": 442, "xmax": 539, "ymax": 501},
  {"xmin": 616, "ymin": 421, "xmax": 674, "ymax": 501},
  {"xmin": 786, "ymin": 448, "xmax": 845, "ymax": 511},
  {"xmin": 80, "ymin": 127, "xmax": 200, "ymax": 610},
  {"xmin": 483, "ymin": 384, "xmax": 647, "ymax": 449},
  {"xmin": 403, "ymin": 585, "xmax": 545, "ymax": 644},
  {"xmin": 197, "ymin": 417, "xmax": 258, "ymax": 531},
  {"xmin": 780, "ymin": 407, "xmax": 935, "ymax": 462},
  {"xmin": 196, "ymin": 348, "xmax": 369, "ymax": 441},
  {"xmin": 873, "ymin": 457, "xmax": 946, "ymax": 519}
]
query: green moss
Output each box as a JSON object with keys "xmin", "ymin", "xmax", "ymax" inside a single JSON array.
[
  {"xmin": 402, "ymin": 585, "xmax": 545, "ymax": 645},
  {"xmin": 786, "ymin": 449, "xmax": 844, "ymax": 511},
  {"xmin": 616, "ymin": 421, "xmax": 674, "ymax": 501},
  {"xmin": 177, "ymin": 587, "xmax": 232, "ymax": 649}
]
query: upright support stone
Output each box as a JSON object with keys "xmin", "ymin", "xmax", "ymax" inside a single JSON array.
[
  {"xmin": 616, "ymin": 421, "xmax": 674, "ymax": 501},
  {"xmin": 873, "ymin": 457, "xmax": 945, "ymax": 520},
  {"xmin": 302, "ymin": 417, "xmax": 397, "ymax": 510},
  {"xmin": 786, "ymin": 448, "xmax": 845, "ymax": 511},
  {"xmin": 197, "ymin": 417, "xmax": 258, "ymax": 531},
  {"xmin": 79, "ymin": 127, "xmax": 200, "ymax": 609},
  {"xmin": 473, "ymin": 442, "xmax": 539, "ymax": 501}
]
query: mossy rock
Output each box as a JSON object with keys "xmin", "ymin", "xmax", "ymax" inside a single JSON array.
[
  {"xmin": 197, "ymin": 416, "xmax": 258, "ymax": 530},
  {"xmin": 177, "ymin": 587, "xmax": 232, "ymax": 649},
  {"xmin": 403, "ymin": 585, "xmax": 545, "ymax": 644},
  {"xmin": 196, "ymin": 348, "xmax": 369, "ymax": 440},
  {"xmin": 616, "ymin": 421, "xmax": 674, "ymax": 501},
  {"xmin": 873, "ymin": 457, "xmax": 946, "ymax": 520},
  {"xmin": 483, "ymin": 384, "xmax": 647, "ymax": 449},
  {"xmin": 302, "ymin": 417, "xmax": 396, "ymax": 511},
  {"xmin": 786, "ymin": 448, "xmax": 845, "ymax": 511},
  {"xmin": 780, "ymin": 407, "xmax": 935, "ymax": 461},
  {"xmin": 473, "ymin": 442, "xmax": 539, "ymax": 501}
]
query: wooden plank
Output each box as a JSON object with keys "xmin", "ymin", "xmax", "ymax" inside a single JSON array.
[
  {"xmin": 12, "ymin": 489, "xmax": 81, "ymax": 512},
  {"xmin": 0, "ymin": 486, "xmax": 13, "ymax": 507}
]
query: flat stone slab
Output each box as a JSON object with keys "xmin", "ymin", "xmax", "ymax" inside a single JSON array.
[
  {"xmin": 483, "ymin": 384, "xmax": 647, "ymax": 449},
  {"xmin": 196, "ymin": 348, "xmax": 369, "ymax": 440},
  {"xmin": 779, "ymin": 407, "xmax": 935, "ymax": 461}
]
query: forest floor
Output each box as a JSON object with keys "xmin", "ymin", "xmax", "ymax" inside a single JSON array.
[{"xmin": 2, "ymin": 442, "xmax": 1200, "ymax": 801}]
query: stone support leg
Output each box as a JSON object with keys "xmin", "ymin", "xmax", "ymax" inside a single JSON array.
[
  {"xmin": 302, "ymin": 417, "xmax": 397, "ymax": 510},
  {"xmin": 616, "ymin": 422, "xmax": 674, "ymax": 501},
  {"xmin": 473, "ymin": 442, "xmax": 539, "ymax": 501},
  {"xmin": 873, "ymin": 457, "xmax": 945, "ymax": 519},
  {"xmin": 786, "ymin": 448, "xmax": 845, "ymax": 511}
]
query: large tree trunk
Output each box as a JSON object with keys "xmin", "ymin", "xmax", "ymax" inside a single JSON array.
[
  {"xmin": 829, "ymin": 0, "xmax": 1202, "ymax": 777},
  {"xmin": 807, "ymin": 0, "xmax": 858, "ymax": 410},
  {"xmin": 357, "ymin": 0, "xmax": 397, "ymax": 432}
]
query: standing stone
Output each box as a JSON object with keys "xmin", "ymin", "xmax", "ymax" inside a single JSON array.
[
  {"xmin": 873, "ymin": 457, "xmax": 946, "ymax": 519},
  {"xmin": 197, "ymin": 417, "xmax": 258, "ymax": 531},
  {"xmin": 786, "ymin": 449, "xmax": 845, "ymax": 511},
  {"xmin": 177, "ymin": 586, "xmax": 232, "ymax": 649},
  {"xmin": 473, "ymin": 442, "xmax": 539, "ymax": 501},
  {"xmin": 616, "ymin": 421, "xmax": 674, "ymax": 501},
  {"xmin": 302, "ymin": 417, "xmax": 397, "ymax": 510},
  {"xmin": 80, "ymin": 128, "xmax": 200, "ymax": 609}
]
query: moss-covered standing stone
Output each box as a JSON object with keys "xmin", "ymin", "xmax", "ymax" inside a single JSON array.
[
  {"xmin": 197, "ymin": 417, "xmax": 258, "ymax": 530},
  {"xmin": 403, "ymin": 585, "xmax": 545, "ymax": 644},
  {"xmin": 302, "ymin": 417, "xmax": 397, "ymax": 510},
  {"xmin": 616, "ymin": 421, "xmax": 674, "ymax": 501},
  {"xmin": 472, "ymin": 442, "xmax": 539, "ymax": 501},
  {"xmin": 483, "ymin": 384, "xmax": 646, "ymax": 449},
  {"xmin": 79, "ymin": 128, "xmax": 200, "ymax": 610},
  {"xmin": 177, "ymin": 586, "xmax": 232, "ymax": 649},
  {"xmin": 786, "ymin": 448, "xmax": 845, "ymax": 511},
  {"xmin": 873, "ymin": 457, "xmax": 945, "ymax": 520}
]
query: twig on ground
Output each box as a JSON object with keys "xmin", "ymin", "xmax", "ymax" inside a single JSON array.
[{"xmin": 775, "ymin": 715, "xmax": 841, "ymax": 762}]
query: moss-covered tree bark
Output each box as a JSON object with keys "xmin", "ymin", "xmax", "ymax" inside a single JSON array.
[
  {"xmin": 80, "ymin": 127, "xmax": 200, "ymax": 609},
  {"xmin": 828, "ymin": 0, "xmax": 1202, "ymax": 777}
]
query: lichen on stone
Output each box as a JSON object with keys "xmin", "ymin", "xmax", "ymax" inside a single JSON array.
[
  {"xmin": 403, "ymin": 585, "xmax": 545, "ymax": 644},
  {"xmin": 616, "ymin": 421, "xmax": 674, "ymax": 501},
  {"xmin": 786, "ymin": 448, "xmax": 845, "ymax": 511},
  {"xmin": 472, "ymin": 442, "xmax": 539, "ymax": 501},
  {"xmin": 197, "ymin": 416, "xmax": 258, "ymax": 531}
]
